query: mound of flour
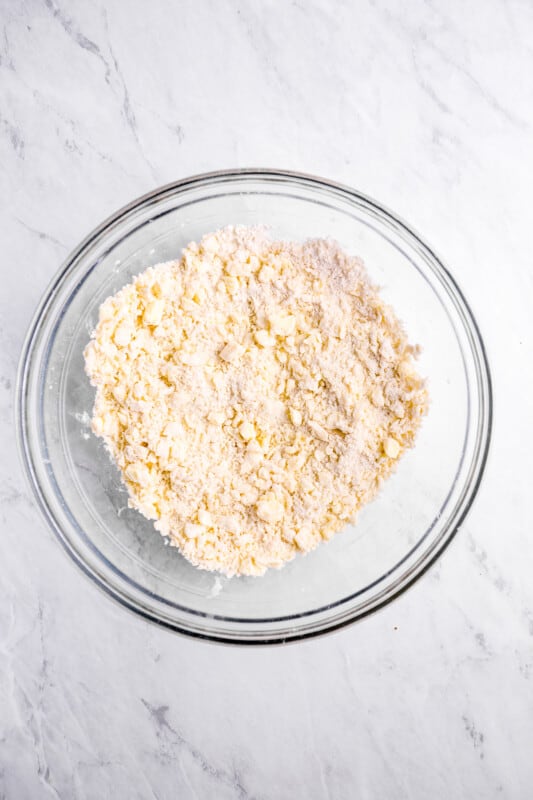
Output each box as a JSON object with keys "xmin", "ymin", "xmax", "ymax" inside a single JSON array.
[{"xmin": 84, "ymin": 226, "xmax": 428, "ymax": 576}]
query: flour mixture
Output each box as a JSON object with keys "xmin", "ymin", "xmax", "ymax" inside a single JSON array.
[{"xmin": 84, "ymin": 226, "xmax": 428, "ymax": 576}]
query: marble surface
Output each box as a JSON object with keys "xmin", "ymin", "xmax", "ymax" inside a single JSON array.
[{"xmin": 1, "ymin": 0, "xmax": 532, "ymax": 797}]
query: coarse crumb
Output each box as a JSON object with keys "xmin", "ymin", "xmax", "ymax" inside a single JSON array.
[{"xmin": 84, "ymin": 226, "xmax": 428, "ymax": 576}]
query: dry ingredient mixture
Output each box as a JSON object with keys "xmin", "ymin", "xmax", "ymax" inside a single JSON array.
[{"xmin": 84, "ymin": 226, "xmax": 428, "ymax": 576}]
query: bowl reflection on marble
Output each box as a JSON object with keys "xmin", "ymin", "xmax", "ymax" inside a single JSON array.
[{"xmin": 16, "ymin": 170, "xmax": 492, "ymax": 644}]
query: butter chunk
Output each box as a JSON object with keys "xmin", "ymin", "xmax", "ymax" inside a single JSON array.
[
  {"xmin": 269, "ymin": 312, "xmax": 296, "ymax": 337},
  {"xmin": 256, "ymin": 495, "xmax": 284, "ymax": 523},
  {"xmin": 288, "ymin": 407, "xmax": 302, "ymax": 426},
  {"xmin": 239, "ymin": 421, "xmax": 255, "ymax": 441},
  {"xmin": 144, "ymin": 300, "xmax": 164, "ymax": 326},
  {"xmin": 254, "ymin": 329, "xmax": 275, "ymax": 348},
  {"xmin": 384, "ymin": 437, "xmax": 401, "ymax": 458},
  {"xmin": 219, "ymin": 342, "xmax": 243, "ymax": 362}
]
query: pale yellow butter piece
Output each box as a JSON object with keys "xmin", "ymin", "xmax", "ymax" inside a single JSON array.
[
  {"xmin": 288, "ymin": 407, "xmax": 302, "ymax": 426},
  {"xmin": 219, "ymin": 342, "xmax": 243, "ymax": 362},
  {"xmin": 254, "ymin": 330, "xmax": 275, "ymax": 348},
  {"xmin": 256, "ymin": 495, "xmax": 284, "ymax": 523},
  {"xmin": 144, "ymin": 300, "xmax": 164, "ymax": 326},
  {"xmin": 384, "ymin": 437, "xmax": 400, "ymax": 458},
  {"xmin": 239, "ymin": 421, "xmax": 255, "ymax": 441}
]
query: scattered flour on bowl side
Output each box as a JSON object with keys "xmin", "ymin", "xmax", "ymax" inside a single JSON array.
[{"xmin": 84, "ymin": 226, "xmax": 428, "ymax": 576}]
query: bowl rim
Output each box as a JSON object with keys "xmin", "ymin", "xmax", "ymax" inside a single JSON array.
[{"xmin": 16, "ymin": 168, "xmax": 493, "ymax": 645}]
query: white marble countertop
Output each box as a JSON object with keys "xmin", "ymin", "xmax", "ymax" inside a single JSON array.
[{"xmin": 1, "ymin": 1, "xmax": 532, "ymax": 797}]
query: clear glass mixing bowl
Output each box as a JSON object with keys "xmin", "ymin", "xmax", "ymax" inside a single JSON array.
[{"xmin": 16, "ymin": 170, "xmax": 492, "ymax": 644}]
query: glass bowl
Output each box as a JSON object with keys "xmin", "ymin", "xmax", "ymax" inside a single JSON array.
[{"xmin": 16, "ymin": 170, "xmax": 492, "ymax": 644}]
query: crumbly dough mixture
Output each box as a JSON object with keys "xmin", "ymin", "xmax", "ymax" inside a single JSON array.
[{"xmin": 84, "ymin": 226, "xmax": 428, "ymax": 576}]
